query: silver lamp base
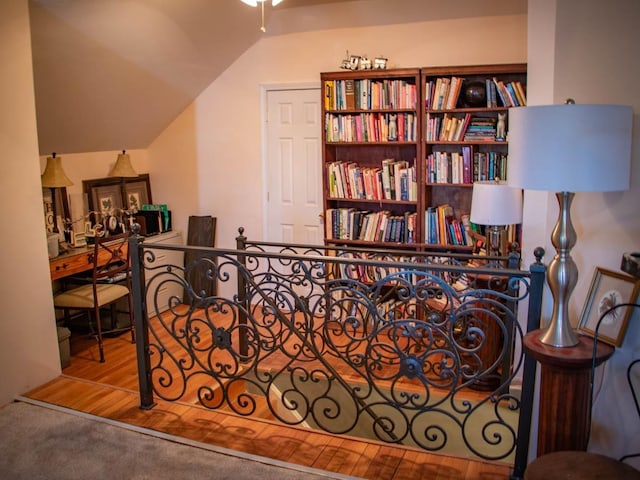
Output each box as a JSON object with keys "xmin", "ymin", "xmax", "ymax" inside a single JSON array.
[{"xmin": 539, "ymin": 192, "xmax": 579, "ymax": 347}]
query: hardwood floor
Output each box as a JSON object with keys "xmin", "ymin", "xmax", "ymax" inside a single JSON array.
[{"xmin": 24, "ymin": 328, "xmax": 512, "ymax": 480}]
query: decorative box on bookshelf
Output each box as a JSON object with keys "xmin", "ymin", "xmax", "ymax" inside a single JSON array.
[
  {"xmin": 421, "ymin": 63, "xmax": 526, "ymax": 250},
  {"xmin": 321, "ymin": 68, "xmax": 422, "ymax": 248}
]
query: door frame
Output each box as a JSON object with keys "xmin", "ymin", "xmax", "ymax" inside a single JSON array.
[{"xmin": 260, "ymin": 82, "xmax": 321, "ymax": 242}]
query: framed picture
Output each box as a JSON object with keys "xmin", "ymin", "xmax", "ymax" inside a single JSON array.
[
  {"xmin": 124, "ymin": 178, "xmax": 151, "ymax": 213},
  {"xmin": 95, "ymin": 184, "xmax": 120, "ymax": 212},
  {"xmin": 578, "ymin": 267, "xmax": 640, "ymax": 347},
  {"xmin": 83, "ymin": 174, "xmax": 152, "ymax": 219},
  {"xmin": 42, "ymin": 186, "xmax": 71, "ymax": 234}
]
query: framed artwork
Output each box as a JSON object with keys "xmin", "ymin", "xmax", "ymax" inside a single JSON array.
[
  {"xmin": 578, "ymin": 267, "xmax": 640, "ymax": 347},
  {"xmin": 42, "ymin": 186, "xmax": 71, "ymax": 233},
  {"xmin": 95, "ymin": 184, "xmax": 120, "ymax": 213},
  {"xmin": 83, "ymin": 174, "xmax": 152, "ymax": 218},
  {"xmin": 125, "ymin": 178, "xmax": 151, "ymax": 212}
]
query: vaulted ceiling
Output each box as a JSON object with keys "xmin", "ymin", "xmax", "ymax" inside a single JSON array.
[{"xmin": 28, "ymin": 0, "xmax": 527, "ymax": 155}]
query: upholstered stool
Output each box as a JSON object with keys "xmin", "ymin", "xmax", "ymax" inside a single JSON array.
[{"xmin": 524, "ymin": 451, "xmax": 640, "ymax": 480}]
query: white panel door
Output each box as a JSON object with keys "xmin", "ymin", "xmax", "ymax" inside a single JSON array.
[{"xmin": 265, "ymin": 88, "xmax": 322, "ymax": 244}]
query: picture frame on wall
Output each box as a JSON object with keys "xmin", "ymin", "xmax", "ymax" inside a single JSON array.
[{"xmin": 578, "ymin": 267, "xmax": 640, "ymax": 347}]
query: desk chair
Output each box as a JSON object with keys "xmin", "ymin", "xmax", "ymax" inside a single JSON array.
[
  {"xmin": 53, "ymin": 232, "xmax": 135, "ymax": 362},
  {"xmin": 524, "ymin": 302, "xmax": 640, "ymax": 480}
]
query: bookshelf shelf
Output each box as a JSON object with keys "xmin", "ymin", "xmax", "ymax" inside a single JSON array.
[
  {"xmin": 326, "ymin": 108, "xmax": 417, "ymax": 114},
  {"xmin": 326, "ymin": 141, "xmax": 417, "ymax": 146},
  {"xmin": 426, "ymin": 107, "xmax": 510, "ymax": 114},
  {"xmin": 425, "ymin": 140, "xmax": 507, "ymax": 145},
  {"xmin": 327, "ymin": 197, "xmax": 418, "ymax": 205},
  {"xmin": 425, "ymin": 183, "xmax": 473, "ymax": 187}
]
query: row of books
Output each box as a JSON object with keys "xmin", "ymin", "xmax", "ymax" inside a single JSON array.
[
  {"xmin": 426, "ymin": 114, "xmax": 502, "ymax": 143},
  {"xmin": 425, "ymin": 76, "xmax": 464, "ymax": 110},
  {"xmin": 463, "ymin": 116, "xmax": 497, "ymax": 141},
  {"xmin": 487, "ymin": 78, "xmax": 526, "ymax": 107},
  {"xmin": 424, "ymin": 76, "xmax": 527, "ymax": 110},
  {"xmin": 475, "ymin": 151, "xmax": 508, "ymax": 182},
  {"xmin": 325, "ymin": 112, "xmax": 417, "ymax": 143},
  {"xmin": 425, "ymin": 205, "xmax": 473, "ymax": 247},
  {"xmin": 426, "ymin": 147, "xmax": 472, "ymax": 184},
  {"xmin": 326, "ymin": 208, "xmax": 417, "ymax": 243},
  {"xmin": 425, "ymin": 113, "xmax": 472, "ymax": 142},
  {"xmin": 331, "ymin": 254, "xmax": 420, "ymax": 285},
  {"xmin": 427, "ymin": 149, "xmax": 508, "ymax": 184},
  {"xmin": 324, "ymin": 79, "xmax": 418, "ymax": 111},
  {"xmin": 327, "ymin": 159, "xmax": 418, "ymax": 201}
]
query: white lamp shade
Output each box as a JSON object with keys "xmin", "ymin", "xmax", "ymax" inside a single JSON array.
[
  {"xmin": 470, "ymin": 181, "xmax": 523, "ymax": 226},
  {"xmin": 507, "ymin": 104, "xmax": 633, "ymax": 192}
]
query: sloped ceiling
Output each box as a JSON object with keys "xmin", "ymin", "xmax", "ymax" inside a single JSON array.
[{"xmin": 29, "ymin": 0, "xmax": 526, "ymax": 155}]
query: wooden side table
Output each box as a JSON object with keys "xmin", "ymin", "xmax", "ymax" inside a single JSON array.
[{"xmin": 523, "ymin": 329, "xmax": 614, "ymax": 456}]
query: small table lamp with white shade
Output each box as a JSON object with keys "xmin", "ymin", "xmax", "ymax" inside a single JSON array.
[
  {"xmin": 507, "ymin": 101, "xmax": 633, "ymax": 347},
  {"xmin": 470, "ymin": 180, "xmax": 523, "ymax": 257}
]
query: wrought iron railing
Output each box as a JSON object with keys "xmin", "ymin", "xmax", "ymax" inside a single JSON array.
[{"xmin": 129, "ymin": 229, "xmax": 546, "ymax": 480}]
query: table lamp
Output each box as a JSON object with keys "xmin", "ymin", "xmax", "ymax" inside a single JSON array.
[
  {"xmin": 507, "ymin": 101, "xmax": 633, "ymax": 347},
  {"xmin": 470, "ymin": 180, "xmax": 523, "ymax": 256},
  {"xmin": 41, "ymin": 152, "xmax": 73, "ymax": 233},
  {"xmin": 109, "ymin": 149, "xmax": 138, "ymax": 211}
]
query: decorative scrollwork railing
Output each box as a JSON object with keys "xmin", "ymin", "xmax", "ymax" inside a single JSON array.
[{"xmin": 129, "ymin": 229, "xmax": 545, "ymax": 480}]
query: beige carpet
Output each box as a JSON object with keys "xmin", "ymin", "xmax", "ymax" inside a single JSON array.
[{"xmin": 0, "ymin": 398, "xmax": 359, "ymax": 480}]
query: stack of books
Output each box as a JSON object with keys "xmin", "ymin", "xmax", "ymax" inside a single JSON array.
[{"xmin": 463, "ymin": 116, "xmax": 497, "ymax": 141}]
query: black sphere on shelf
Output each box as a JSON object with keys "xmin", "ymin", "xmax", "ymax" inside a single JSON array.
[{"xmin": 464, "ymin": 81, "xmax": 486, "ymax": 108}]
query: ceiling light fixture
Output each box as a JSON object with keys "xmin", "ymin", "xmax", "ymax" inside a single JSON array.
[{"xmin": 240, "ymin": 0, "xmax": 283, "ymax": 32}]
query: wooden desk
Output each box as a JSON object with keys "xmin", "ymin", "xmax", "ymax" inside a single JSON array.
[
  {"xmin": 50, "ymin": 231, "xmax": 185, "ymax": 318},
  {"xmin": 50, "ymin": 245, "xmax": 95, "ymax": 281},
  {"xmin": 49, "ymin": 242, "xmax": 129, "ymax": 281}
]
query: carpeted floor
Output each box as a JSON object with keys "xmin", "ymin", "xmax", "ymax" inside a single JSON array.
[{"xmin": 0, "ymin": 398, "xmax": 359, "ymax": 480}]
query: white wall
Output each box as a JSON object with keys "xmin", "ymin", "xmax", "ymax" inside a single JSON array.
[
  {"xmin": 527, "ymin": 0, "xmax": 640, "ymax": 464},
  {"xmin": 147, "ymin": 103, "xmax": 199, "ymax": 237},
  {"xmin": 0, "ymin": 0, "xmax": 61, "ymax": 405}
]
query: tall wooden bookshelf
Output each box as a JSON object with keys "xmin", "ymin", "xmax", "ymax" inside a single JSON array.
[
  {"xmin": 321, "ymin": 68, "xmax": 422, "ymax": 248},
  {"xmin": 320, "ymin": 63, "xmax": 527, "ymax": 251},
  {"xmin": 422, "ymin": 63, "xmax": 527, "ymax": 250}
]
